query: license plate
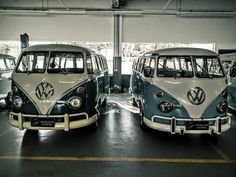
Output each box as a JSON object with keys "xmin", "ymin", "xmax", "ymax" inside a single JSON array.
[
  {"xmin": 31, "ymin": 118, "xmax": 55, "ymax": 127},
  {"xmin": 186, "ymin": 121, "xmax": 209, "ymax": 130}
]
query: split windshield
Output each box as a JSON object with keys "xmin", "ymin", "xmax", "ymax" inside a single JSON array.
[
  {"xmin": 16, "ymin": 52, "xmax": 84, "ymax": 74},
  {"xmin": 157, "ymin": 56, "xmax": 224, "ymax": 78},
  {"xmin": 0, "ymin": 58, "xmax": 15, "ymax": 71}
]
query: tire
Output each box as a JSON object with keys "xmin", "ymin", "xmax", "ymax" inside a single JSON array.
[
  {"xmin": 132, "ymin": 97, "xmax": 138, "ymax": 107},
  {"xmin": 139, "ymin": 104, "xmax": 148, "ymax": 130},
  {"xmin": 102, "ymin": 97, "xmax": 107, "ymax": 107}
]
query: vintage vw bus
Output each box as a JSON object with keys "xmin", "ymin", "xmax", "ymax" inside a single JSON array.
[
  {"xmin": 9, "ymin": 44, "xmax": 109, "ymax": 131},
  {"xmin": 130, "ymin": 48, "xmax": 230, "ymax": 134},
  {"xmin": 221, "ymin": 53, "xmax": 236, "ymax": 110},
  {"xmin": 0, "ymin": 54, "xmax": 15, "ymax": 107}
]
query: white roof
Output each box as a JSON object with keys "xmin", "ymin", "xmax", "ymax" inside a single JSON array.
[
  {"xmin": 23, "ymin": 44, "xmax": 95, "ymax": 53},
  {"xmin": 0, "ymin": 53, "xmax": 15, "ymax": 59},
  {"xmin": 143, "ymin": 47, "xmax": 217, "ymax": 57}
]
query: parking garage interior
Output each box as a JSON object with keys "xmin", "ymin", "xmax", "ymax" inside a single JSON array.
[{"xmin": 0, "ymin": 0, "xmax": 236, "ymax": 177}]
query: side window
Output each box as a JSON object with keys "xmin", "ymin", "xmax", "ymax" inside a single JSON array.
[
  {"xmin": 99, "ymin": 56, "xmax": 104, "ymax": 70},
  {"xmin": 95, "ymin": 56, "xmax": 101, "ymax": 71},
  {"xmin": 86, "ymin": 55, "xmax": 93, "ymax": 74},
  {"xmin": 135, "ymin": 58, "xmax": 140, "ymax": 71},
  {"xmin": 103, "ymin": 57, "xmax": 108, "ymax": 70},
  {"xmin": 139, "ymin": 58, "xmax": 145, "ymax": 73},
  {"xmin": 91, "ymin": 55, "xmax": 98, "ymax": 71},
  {"xmin": 102, "ymin": 57, "xmax": 108, "ymax": 70}
]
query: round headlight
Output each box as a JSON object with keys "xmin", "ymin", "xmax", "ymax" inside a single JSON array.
[
  {"xmin": 159, "ymin": 100, "xmax": 173, "ymax": 113},
  {"xmin": 217, "ymin": 102, "xmax": 227, "ymax": 113},
  {"xmin": 69, "ymin": 97, "xmax": 82, "ymax": 109},
  {"xmin": 13, "ymin": 96, "xmax": 23, "ymax": 109}
]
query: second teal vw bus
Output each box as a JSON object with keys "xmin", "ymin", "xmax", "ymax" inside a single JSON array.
[{"xmin": 130, "ymin": 48, "xmax": 230, "ymax": 134}]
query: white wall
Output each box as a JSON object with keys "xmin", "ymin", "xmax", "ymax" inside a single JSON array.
[
  {"xmin": 123, "ymin": 15, "xmax": 236, "ymax": 44},
  {"xmin": 0, "ymin": 13, "xmax": 236, "ymax": 50},
  {"xmin": 0, "ymin": 15, "xmax": 113, "ymax": 42}
]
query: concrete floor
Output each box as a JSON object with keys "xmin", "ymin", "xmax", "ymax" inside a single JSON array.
[{"xmin": 0, "ymin": 93, "xmax": 236, "ymax": 177}]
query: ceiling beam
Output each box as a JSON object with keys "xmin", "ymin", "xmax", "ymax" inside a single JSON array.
[{"xmin": 1, "ymin": 8, "xmax": 236, "ymax": 17}]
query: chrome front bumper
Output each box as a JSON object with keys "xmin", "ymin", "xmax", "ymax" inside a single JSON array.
[
  {"xmin": 143, "ymin": 115, "xmax": 231, "ymax": 134},
  {"xmin": 8, "ymin": 112, "xmax": 97, "ymax": 131}
]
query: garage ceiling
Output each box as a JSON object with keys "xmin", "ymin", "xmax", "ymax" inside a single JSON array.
[{"xmin": 0, "ymin": 0, "xmax": 236, "ymax": 17}]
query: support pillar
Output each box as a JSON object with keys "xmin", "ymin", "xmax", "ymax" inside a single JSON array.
[
  {"xmin": 113, "ymin": 15, "xmax": 122, "ymax": 93},
  {"xmin": 20, "ymin": 33, "xmax": 29, "ymax": 51}
]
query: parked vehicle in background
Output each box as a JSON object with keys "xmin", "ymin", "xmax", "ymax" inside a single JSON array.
[
  {"xmin": 0, "ymin": 54, "xmax": 16, "ymax": 107},
  {"xmin": 221, "ymin": 53, "xmax": 236, "ymax": 111},
  {"xmin": 9, "ymin": 44, "xmax": 109, "ymax": 131},
  {"xmin": 130, "ymin": 48, "xmax": 230, "ymax": 134}
]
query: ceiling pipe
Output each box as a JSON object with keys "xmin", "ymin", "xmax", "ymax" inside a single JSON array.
[{"xmin": 0, "ymin": 8, "xmax": 236, "ymax": 17}]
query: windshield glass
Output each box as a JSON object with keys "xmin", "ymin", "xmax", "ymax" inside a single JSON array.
[
  {"xmin": 16, "ymin": 52, "xmax": 47, "ymax": 73},
  {"xmin": 48, "ymin": 52, "xmax": 84, "ymax": 74},
  {"xmin": 157, "ymin": 56, "xmax": 224, "ymax": 78},
  {"xmin": 0, "ymin": 58, "xmax": 15, "ymax": 71},
  {"xmin": 194, "ymin": 57, "xmax": 224, "ymax": 78},
  {"xmin": 157, "ymin": 56, "xmax": 194, "ymax": 78}
]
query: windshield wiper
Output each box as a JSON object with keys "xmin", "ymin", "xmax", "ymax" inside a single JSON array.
[
  {"xmin": 158, "ymin": 63, "xmax": 166, "ymax": 69},
  {"xmin": 196, "ymin": 63, "xmax": 213, "ymax": 79}
]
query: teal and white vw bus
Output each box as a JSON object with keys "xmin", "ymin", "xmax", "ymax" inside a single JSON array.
[
  {"xmin": 221, "ymin": 53, "xmax": 236, "ymax": 111},
  {"xmin": 130, "ymin": 48, "xmax": 230, "ymax": 134},
  {"xmin": 9, "ymin": 44, "xmax": 109, "ymax": 131},
  {"xmin": 0, "ymin": 54, "xmax": 15, "ymax": 107}
]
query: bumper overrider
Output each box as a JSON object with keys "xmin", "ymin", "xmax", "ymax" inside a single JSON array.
[
  {"xmin": 8, "ymin": 112, "xmax": 97, "ymax": 131},
  {"xmin": 143, "ymin": 115, "xmax": 231, "ymax": 134}
]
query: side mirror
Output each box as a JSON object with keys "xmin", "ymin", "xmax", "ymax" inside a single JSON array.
[
  {"xmin": 230, "ymin": 67, "xmax": 236, "ymax": 77},
  {"xmin": 144, "ymin": 67, "xmax": 154, "ymax": 78}
]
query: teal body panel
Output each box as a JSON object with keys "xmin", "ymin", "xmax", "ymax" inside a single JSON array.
[
  {"xmin": 51, "ymin": 81, "xmax": 98, "ymax": 117},
  {"xmin": 202, "ymin": 90, "xmax": 227, "ymax": 118},
  {"xmin": 228, "ymin": 79, "xmax": 236, "ymax": 109},
  {"xmin": 134, "ymin": 79, "xmax": 227, "ymax": 125},
  {"xmin": 104, "ymin": 70, "xmax": 110, "ymax": 93},
  {"xmin": 140, "ymin": 80, "xmax": 190, "ymax": 119},
  {"xmin": 12, "ymin": 82, "xmax": 39, "ymax": 114},
  {"xmin": 130, "ymin": 71, "xmax": 140, "ymax": 97}
]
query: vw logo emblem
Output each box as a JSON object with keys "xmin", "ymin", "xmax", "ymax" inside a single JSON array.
[
  {"xmin": 35, "ymin": 82, "xmax": 54, "ymax": 100},
  {"xmin": 187, "ymin": 87, "xmax": 205, "ymax": 105}
]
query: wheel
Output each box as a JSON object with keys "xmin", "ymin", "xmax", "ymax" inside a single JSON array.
[
  {"xmin": 102, "ymin": 97, "xmax": 107, "ymax": 107},
  {"xmin": 139, "ymin": 104, "xmax": 148, "ymax": 130},
  {"xmin": 132, "ymin": 97, "xmax": 138, "ymax": 107}
]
